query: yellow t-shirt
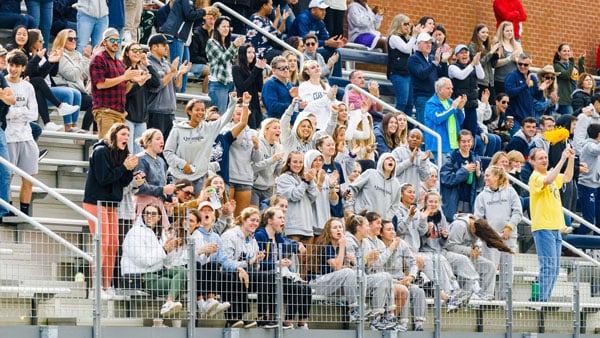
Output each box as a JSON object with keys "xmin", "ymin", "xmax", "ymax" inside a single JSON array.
[{"xmin": 529, "ymin": 171, "xmax": 564, "ymax": 232}]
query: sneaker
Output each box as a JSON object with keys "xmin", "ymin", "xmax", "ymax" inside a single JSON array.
[
  {"xmin": 368, "ymin": 307, "xmax": 385, "ymax": 319},
  {"xmin": 160, "ymin": 300, "xmax": 182, "ymax": 316},
  {"xmin": 348, "ymin": 309, "xmax": 360, "ymax": 322},
  {"xmin": 198, "ymin": 298, "xmax": 219, "ymax": 317},
  {"xmin": 370, "ymin": 316, "xmax": 395, "ymax": 331},
  {"xmin": 447, "ymin": 295, "xmax": 465, "ymax": 313},
  {"xmin": 394, "ymin": 323, "xmax": 407, "ymax": 332},
  {"xmin": 282, "ymin": 321, "xmax": 295, "ymax": 330},
  {"xmin": 44, "ymin": 122, "xmax": 63, "ymax": 131},
  {"xmin": 228, "ymin": 319, "xmax": 244, "ymax": 328},
  {"xmin": 297, "ymin": 323, "xmax": 308, "ymax": 330},
  {"xmin": 258, "ymin": 320, "xmax": 278, "ymax": 329},
  {"xmin": 243, "ymin": 320, "xmax": 257, "ymax": 328},
  {"xmin": 38, "ymin": 149, "xmax": 48, "ymax": 162},
  {"xmin": 57, "ymin": 103, "xmax": 79, "ymax": 116},
  {"xmin": 208, "ymin": 301, "xmax": 230, "ymax": 317},
  {"xmin": 414, "ymin": 321, "xmax": 424, "ymax": 331}
]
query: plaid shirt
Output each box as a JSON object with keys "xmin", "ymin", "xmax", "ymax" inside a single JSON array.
[
  {"xmin": 90, "ymin": 50, "xmax": 127, "ymax": 112},
  {"xmin": 206, "ymin": 38, "xmax": 237, "ymax": 85}
]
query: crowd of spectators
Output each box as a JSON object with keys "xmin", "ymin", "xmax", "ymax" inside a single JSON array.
[{"xmin": 1, "ymin": 0, "xmax": 600, "ymax": 331}]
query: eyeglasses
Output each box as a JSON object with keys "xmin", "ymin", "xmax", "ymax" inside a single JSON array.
[
  {"xmin": 67, "ymin": 37, "xmax": 78, "ymax": 42},
  {"xmin": 108, "ymin": 38, "xmax": 122, "ymax": 44},
  {"xmin": 276, "ymin": 66, "xmax": 289, "ymax": 71},
  {"xmin": 517, "ymin": 62, "xmax": 530, "ymax": 67},
  {"xmin": 144, "ymin": 211, "xmax": 160, "ymax": 217},
  {"xmin": 130, "ymin": 48, "xmax": 144, "ymax": 54},
  {"xmin": 305, "ymin": 42, "xmax": 316, "ymax": 47},
  {"xmin": 500, "ymin": 100, "xmax": 509, "ymax": 104}
]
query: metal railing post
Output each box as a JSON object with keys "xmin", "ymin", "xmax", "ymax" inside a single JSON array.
[
  {"xmin": 187, "ymin": 236, "xmax": 196, "ymax": 338},
  {"xmin": 573, "ymin": 260, "xmax": 580, "ymax": 338},
  {"xmin": 276, "ymin": 244, "xmax": 283, "ymax": 338},
  {"xmin": 505, "ymin": 259, "xmax": 513, "ymax": 338},
  {"xmin": 433, "ymin": 253, "xmax": 441, "ymax": 338},
  {"xmin": 93, "ymin": 202, "xmax": 102, "ymax": 338},
  {"xmin": 342, "ymin": 84, "xmax": 444, "ymax": 168},
  {"xmin": 356, "ymin": 248, "xmax": 365, "ymax": 338}
]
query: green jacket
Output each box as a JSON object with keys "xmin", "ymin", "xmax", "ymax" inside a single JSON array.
[{"xmin": 554, "ymin": 56, "xmax": 585, "ymax": 106}]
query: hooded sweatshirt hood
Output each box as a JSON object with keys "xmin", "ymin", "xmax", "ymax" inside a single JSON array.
[
  {"xmin": 377, "ymin": 153, "xmax": 396, "ymax": 179},
  {"xmin": 304, "ymin": 149, "xmax": 323, "ymax": 170}
]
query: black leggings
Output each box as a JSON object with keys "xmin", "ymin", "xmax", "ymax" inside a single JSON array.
[
  {"xmin": 29, "ymin": 77, "xmax": 62, "ymax": 125},
  {"xmin": 195, "ymin": 261, "xmax": 222, "ymax": 297},
  {"xmin": 282, "ymin": 279, "xmax": 312, "ymax": 321},
  {"xmin": 222, "ymin": 270, "xmax": 275, "ymax": 320}
]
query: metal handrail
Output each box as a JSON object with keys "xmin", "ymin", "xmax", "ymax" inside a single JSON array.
[
  {"xmin": 343, "ymin": 83, "xmax": 444, "ymax": 168},
  {"xmin": 507, "ymin": 174, "xmax": 600, "ymax": 236},
  {"xmin": 0, "ymin": 156, "xmax": 98, "ymax": 239},
  {"xmin": 212, "ymin": 2, "xmax": 304, "ymax": 67}
]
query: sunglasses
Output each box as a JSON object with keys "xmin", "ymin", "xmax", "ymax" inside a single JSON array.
[
  {"xmin": 500, "ymin": 100, "xmax": 509, "ymax": 104},
  {"xmin": 183, "ymin": 191, "xmax": 194, "ymax": 198},
  {"xmin": 517, "ymin": 62, "xmax": 530, "ymax": 67},
  {"xmin": 67, "ymin": 37, "xmax": 78, "ymax": 42},
  {"xmin": 544, "ymin": 76, "xmax": 555, "ymax": 81},
  {"xmin": 402, "ymin": 22, "xmax": 411, "ymax": 26},
  {"xmin": 144, "ymin": 211, "xmax": 160, "ymax": 217},
  {"xmin": 276, "ymin": 66, "xmax": 289, "ymax": 71},
  {"xmin": 108, "ymin": 38, "xmax": 122, "ymax": 44},
  {"xmin": 130, "ymin": 48, "xmax": 144, "ymax": 54},
  {"xmin": 305, "ymin": 42, "xmax": 316, "ymax": 47}
]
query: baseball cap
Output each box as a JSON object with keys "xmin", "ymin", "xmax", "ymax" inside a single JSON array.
[
  {"xmin": 0, "ymin": 44, "xmax": 7, "ymax": 56},
  {"xmin": 454, "ymin": 44, "xmax": 469, "ymax": 55},
  {"xmin": 308, "ymin": 0, "xmax": 329, "ymax": 9},
  {"xmin": 102, "ymin": 27, "xmax": 120, "ymax": 40},
  {"xmin": 197, "ymin": 201, "xmax": 215, "ymax": 211},
  {"xmin": 148, "ymin": 34, "xmax": 172, "ymax": 47},
  {"xmin": 416, "ymin": 32, "xmax": 433, "ymax": 43}
]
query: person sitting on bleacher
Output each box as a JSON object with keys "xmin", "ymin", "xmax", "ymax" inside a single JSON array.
[
  {"xmin": 346, "ymin": 0, "xmax": 386, "ymax": 52},
  {"xmin": 189, "ymin": 6, "xmax": 220, "ymax": 94},
  {"xmin": 262, "ymin": 56, "xmax": 297, "ymax": 120},
  {"xmin": 246, "ymin": 0, "xmax": 290, "ymax": 62},
  {"xmin": 121, "ymin": 203, "xmax": 187, "ymax": 317},
  {"xmin": 288, "ymin": 0, "xmax": 346, "ymax": 77},
  {"xmin": 302, "ymin": 33, "xmax": 337, "ymax": 84},
  {"xmin": 343, "ymin": 70, "xmax": 384, "ymax": 122}
]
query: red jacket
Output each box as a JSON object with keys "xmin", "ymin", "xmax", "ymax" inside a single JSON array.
[{"xmin": 493, "ymin": 0, "xmax": 527, "ymax": 40}]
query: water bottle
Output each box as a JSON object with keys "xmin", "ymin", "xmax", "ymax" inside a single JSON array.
[{"xmin": 530, "ymin": 278, "xmax": 540, "ymax": 301}]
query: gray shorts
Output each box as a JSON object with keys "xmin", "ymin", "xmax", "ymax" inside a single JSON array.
[
  {"xmin": 230, "ymin": 182, "xmax": 252, "ymax": 192},
  {"xmin": 8, "ymin": 140, "xmax": 38, "ymax": 175},
  {"xmin": 251, "ymin": 187, "xmax": 272, "ymax": 206}
]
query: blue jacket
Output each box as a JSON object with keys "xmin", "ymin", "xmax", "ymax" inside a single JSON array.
[
  {"xmin": 424, "ymin": 94, "xmax": 465, "ymax": 154},
  {"xmin": 0, "ymin": 0, "xmax": 22, "ymax": 12},
  {"xmin": 439, "ymin": 149, "xmax": 482, "ymax": 222},
  {"xmin": 254, "ymin": 227, "xmax": 300, "ymax": 271},
  {"xmin": 407, "ymin": 52, "xmax": 448, "ymax": 98},
  {"xmin": 160, "ymin": 0, "xmax": 205, "ymax": 41},
  {"xmin": 504, "ymin": 70, "xmax": 543, "ymax": 123},
  {"xmin": 262, "ymin": 76, "xmax": 293, "ymax": 119},
  {"xmin": 288, "ymin": 9, "xmax": 329, "ymax": 47}
]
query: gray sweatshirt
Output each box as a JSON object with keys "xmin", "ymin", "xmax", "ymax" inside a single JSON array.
[
  {"xmin": 473, "ymin": 185, "xmax": 522, "ymax": 243},
  {"xmin": 280, "ymin": 102, "xmax": 337, "ymax": 155},
  {"xmin": 383, "ymin": 239, "xmax": 419, "ymax": 280},
  {"xmin": 395, "ymin": 203, "xmax": 428, "ymax": 251},
  {"xmin": 220, "ymin": 226, "xmax": 260, "ymax": 272},
  {"xmin": 147, "ymin": 54, "xmax": 177, "ymax": 114},
  {"xmin": 392, "ymin": 144, "xmax": 431, "ymax": 201},
  {"xmin": 304, "ymin": 149, "xmax": 337, "ymax": 235},
  {"xmin": 76, "ymin": 0, "xmax": 108, "ymax": 18},
  {"xmin": 579, "ymin": 138, "xmax": 600, "ymax": 188},
  {"xmin": 275, "ymin": 172, "xmax": 318, "ymax": 237},
  {"xmin": 350, "ymin": 153, "xmax": 401, "ymax": 221},
  {"xmin": 223, "ymin": 124, "xmax": 261, "ymax": 185},
  {"xmin": 252, "ymin": 136, "xmax": 284, "ymax": 190},
  {"xmin": 163, "ymin": 99, "xmax": 235, "ymax": 182},
  {"xmin": 444, "ymin": 214, "xmax": 482, "ymax": 257}
]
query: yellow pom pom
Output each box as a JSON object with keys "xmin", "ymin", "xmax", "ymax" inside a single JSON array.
[{"xmin": 543, "ymin": 127, "xmax": 570, "ymax": 145}]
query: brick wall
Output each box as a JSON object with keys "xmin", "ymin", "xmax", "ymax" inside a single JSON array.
[{"xmin": 360, "ymin": 0, "xmax": 599, "ymax": 72}]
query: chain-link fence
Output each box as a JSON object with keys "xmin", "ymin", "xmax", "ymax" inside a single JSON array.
[{"xmin": 2, "ymin": 202, "xmax": 600, "ymax": 334}]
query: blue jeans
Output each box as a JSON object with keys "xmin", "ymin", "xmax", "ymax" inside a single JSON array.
[
  {"xmin": 509, "ymin": 118, "xmax": 521, "ymax": 136},
  {"xmin": 0, "ymin": 128, "xmax": 11, "ymax": 217},
  {"xmin": 208, "ymin": 81, "xmax": 234, "ymax": 116},
  {"xmin": 189, "ymin": 63, "xmax": 208, "ymax": 79},
  {"xmin": 557, "ymin": 104, "xmax": 573, "ymax": 115},
  {"xmin": 49, "ymin": 86, "xmax": 81, "ymax": 125},
  {"xmin": 25, "ymin": 0, "xmax": 53, "ymax": 49},
  {"xmin": 168, "ymin": 38, "xmax": 190, "ymax": 93},
  {"xmin": 0, "ymin": 12, "xmax": 34, "ymax": 30},
  {"xmin": 126, "ymin": 120, "xmax": 146, "ymax": 154},
  {"xmin": 576, "ymin": 184, "xmax": 600, "ymax": 235},
  {"xmin": 484, "ymin": 133, "xmax": 501, "ymax": 157},
  {"xmin": 77, "ymin": 12, "xmax": 108, "ymax": 53},
  {"xmin": 414, "ymin": 95, "xmax": 429, "ymax": 125},
  {"xmin": 389, "ymin": 74, "xmax": 412, "ymax": 113},
  {"xmin": 532, "ymin": 230, "xmax": 562, "ymax": 302}
]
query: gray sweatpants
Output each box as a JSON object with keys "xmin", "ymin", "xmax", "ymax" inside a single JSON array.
[
  {"xmin": 420, "ymin": 252, "xmax": 457, "ymax": 294},
  {"xmin": 365, "ymin": 272, "xmax": 395, "ymax": 311},
  {"xmin": 445, "ymin": 250, "xmax": 496, "ymax": 297},
  {"xmin": 398, "ymin": 284, "xmax": 427, "ymax": 322},
  {"xmin": 309, "ymin": 268, "xmax": 358, "ymax": 306}
]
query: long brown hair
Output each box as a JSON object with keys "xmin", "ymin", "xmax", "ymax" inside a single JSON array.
[
  {"xmin": 473, "ymin": 218, "xmax": 513, "ymax": 253},
  {"xmin": 103, "ymin": 123, "xmax": 130, "ymax": 167}
]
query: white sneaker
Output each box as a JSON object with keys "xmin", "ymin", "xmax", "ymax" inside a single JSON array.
[
  {"xmin": 208, "ymin": 301, "xmax": 230, "ymax": 317},
  {"xmin": 160, "ymin": 300, "xmax": 182, "ymax": 316},
  {"xmin": 57, "ymin": 103, "xmax": 80, "ymax": 116},
  {"xmin": 198, "ymin": 298, "xmax": 219, "ymax": 317},
  {"xmin": 44, "ymin": 122, "xmax": 63, "ymax": 131}
]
